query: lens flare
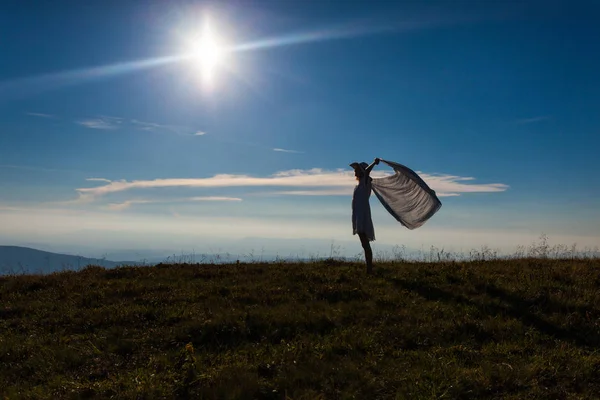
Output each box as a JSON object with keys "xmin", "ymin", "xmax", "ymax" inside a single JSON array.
[{"xmin": 192, "ymin": 23, "xmax": 225, "ymax": 84}]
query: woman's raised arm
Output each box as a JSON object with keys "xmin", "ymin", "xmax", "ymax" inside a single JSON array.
[{"xmin": 365, "ymin": 158, "xmax": 380, "ymax": 175}]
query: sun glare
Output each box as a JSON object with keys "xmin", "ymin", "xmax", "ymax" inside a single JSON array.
[{"xmin": 189, "ymin": 22, "xmax": 226, "ymax": 85}]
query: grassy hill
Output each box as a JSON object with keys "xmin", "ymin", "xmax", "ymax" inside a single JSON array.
[{"xmin": 1, "ymin": 257, "xmax": 600, "ymax": 399}]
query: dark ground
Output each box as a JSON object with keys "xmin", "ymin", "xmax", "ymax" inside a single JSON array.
[{"xmin": 1, "ymin": 257, "xmax": 600, "ymax": 399}]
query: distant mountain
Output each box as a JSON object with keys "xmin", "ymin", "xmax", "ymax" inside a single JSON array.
[{"xmin": 0, "ymin": 246, "xmax": 135, "ymax": 275}]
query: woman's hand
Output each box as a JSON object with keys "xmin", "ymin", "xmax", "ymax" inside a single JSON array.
[{"xmin": 366, "ymin": 158, "xmax": 380, "ymax": 174}]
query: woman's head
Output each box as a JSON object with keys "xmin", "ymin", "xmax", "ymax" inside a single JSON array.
[{"xmin": 350, "ymin": 162, "xmax": 368, "ymax": 181}]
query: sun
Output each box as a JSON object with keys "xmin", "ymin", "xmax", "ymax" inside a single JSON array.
[
  {"xmin": 195, "ymin": 26, "xmax": 223, "ymax": 80},
  {"xmin": 188, "ymin": 21, "xmax": 227, "ymax": 85}
]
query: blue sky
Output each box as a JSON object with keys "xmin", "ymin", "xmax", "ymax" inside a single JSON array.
[{"xmin": 1, "ymin": 0, "xmax": 599, "ymax": 257}]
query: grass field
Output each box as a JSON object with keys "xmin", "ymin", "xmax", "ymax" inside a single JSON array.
[{"xmin": 1, "ymin": 256, "xmax": 600, "ymax": 399}]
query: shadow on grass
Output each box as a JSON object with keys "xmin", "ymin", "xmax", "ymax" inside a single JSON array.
[{"xmin": 392, "ymin": 278, "xmax": 599, "ymax": 349}]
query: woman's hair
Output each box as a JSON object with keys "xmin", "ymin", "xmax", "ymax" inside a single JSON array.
[{"xmin": 354, "ymin": 170, "xmax": 363, "ymax": 181}]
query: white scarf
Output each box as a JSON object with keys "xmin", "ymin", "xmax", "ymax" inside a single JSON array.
[{"xmin": 371, "ymin": 159, "xmax": 442, "ymax": 230}]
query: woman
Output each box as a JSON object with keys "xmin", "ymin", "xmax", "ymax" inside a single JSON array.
[{"xmin": 350, "ymin": 157, "xmax": 380, "ymax": 274}]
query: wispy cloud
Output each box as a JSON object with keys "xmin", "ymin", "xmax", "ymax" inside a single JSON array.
[
  {"xmin": 76, "ymin": 117, "xmax": 119, "ymax": 130},
  {"xmin": 516, "ymin": 116, "xmax": 550, "ymax": 124},
  {"xmin": 273, "ymin": 148, "xmax": 304, "ymax": 154},
  {"xmin": 130, "ymin": 119, "xmax": 166, "ymax": 131},
  {"xmin": 268, "ymin": 189, "xmax": 353, "ymax": 196},
  {"xmin": 270, "ymin": 189, "xmax": 462, "ymax": 197},
  {"xmin": 130, "ymin": 119, "xmax": 202, "ymax": 136},
  {"xmin": 107, "ymin": 196, "xmax": 242, "ymax": 211},
  {"xmin": 107, "ymin": 200, "xmax": 152, "ymax": 211},
  {"xmin": 26, "ymin": 112, "xmax": 56, "ymax": 119},
  {"xmin": 189, "ymin": 196, "xmax": 243, "ymax": 202},
  {"xmin": 75, "ymin": 168, "xmax": 508, "ymax": 203},
  {"xmin": 74, "ymin": 116, "xmax": 205, "ymax": 136},
  {"xmin": 86, "ymin": 178, "xmax": 112, "ymax": 183}
]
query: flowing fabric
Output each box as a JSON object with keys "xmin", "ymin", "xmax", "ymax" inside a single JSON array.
[{"xmin": 371, "ymin": 159, "xmax": 442, "ymax": 230}]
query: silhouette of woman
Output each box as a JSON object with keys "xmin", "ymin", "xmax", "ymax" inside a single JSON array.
[{"xmin": 350, "ymin": 157, "xmax": 380, "ymax": 274}]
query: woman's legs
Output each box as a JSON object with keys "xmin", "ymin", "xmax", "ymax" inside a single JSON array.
[{"xmin": 358, "ymin": 232, "xmax": 373, "ymax": 274}]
